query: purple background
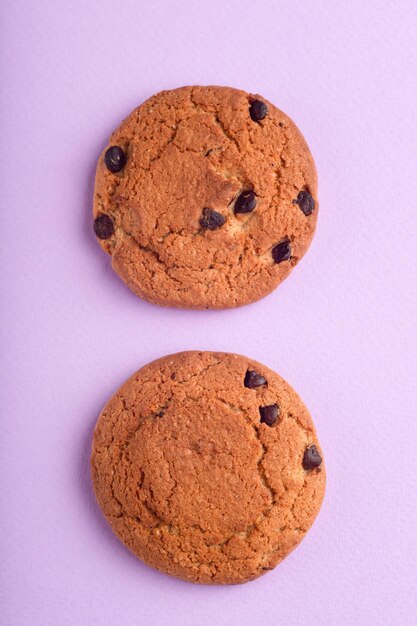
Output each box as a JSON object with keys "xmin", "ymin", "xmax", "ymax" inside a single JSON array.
[{"xmin": 1, "ymin": 1, "xmax": 417, "ymax": 624}]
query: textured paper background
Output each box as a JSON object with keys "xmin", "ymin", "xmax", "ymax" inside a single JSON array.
[{"xmin": 1, "ymin": 1, "xmax": 417, "ymax": 624}]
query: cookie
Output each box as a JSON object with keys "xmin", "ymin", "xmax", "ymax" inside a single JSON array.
[
  {"xmin": 91, "ymin": 351, "xmax": 325, "ymax": 584},
  {"xmin": 93, "ymin": 86, "xmax": 318, "ymax": 309}
]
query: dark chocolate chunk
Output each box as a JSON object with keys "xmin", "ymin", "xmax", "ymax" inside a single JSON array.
[
  {"xmin": 104, "ymin": 146, "xmax": 126, "ymax": 173},
  {"xmin": 250, "ymin": 99, "xmax": 268, "ymax": 122},
  {"xmin": 302, "ymin": 445, "xmax": 322, "ymax": 470},
  {"xmin": 293, "ymin": 190, "xmax": 315, "ymax": 216},
  {"xmin": 272, "ymin": 239, "xmax": 291, "ymax": 263},
  {"xmin": 94, "ymin": 214, "xmax": 114, "ymax": 239},
  {"xmin": 234, "ymin": 190, "xmax": 257, "ymax": 214},
  {"xmin": 244, "ymin": 370, "xmax": 267, "ymax": 388},
  {"xmin": 200, "ymin": 208, "xmax": 226, "ymax": 230},
  {"xmin": 259, "ymin": 404, "xmax": 280, "ymax": 426}
]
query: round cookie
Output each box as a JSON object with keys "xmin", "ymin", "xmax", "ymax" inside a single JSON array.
[
  {"xmin": 91, "ymin": 351, "xmax": 325, "ymax": 584},
  {"xmin": 93, "ymin": 86, "xmax": 318, "ymax": 309}
]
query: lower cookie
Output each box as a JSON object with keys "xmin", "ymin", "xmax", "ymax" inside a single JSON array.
[{"xmin": 91, "ymin": 351, "xmax": 325, "ymax": 584}]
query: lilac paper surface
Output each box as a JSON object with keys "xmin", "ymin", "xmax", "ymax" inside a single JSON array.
[{"xmin": 1, "ymin": 1, "xmax": 417, "ymax": 624}]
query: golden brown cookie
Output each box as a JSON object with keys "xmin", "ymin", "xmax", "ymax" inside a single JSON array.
[
  {"xmin": 93, "ymin": 86, "xmax": 318, "ymax": 309},
  {"xmin": 91, "ymin": 351, "xmax": 325, "ymax": 584}
]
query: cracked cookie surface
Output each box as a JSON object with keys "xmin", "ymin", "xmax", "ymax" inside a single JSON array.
[
  {"xmin": 91, "ymin": 351, "xmax": 326, "ymax": 584},
  {"xmin": 93, "ymin": 86, "xmax": 318, "ymax": 309}
]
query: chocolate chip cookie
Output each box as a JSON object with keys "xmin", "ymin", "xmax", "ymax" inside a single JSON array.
[
  {"xmin": 93, "ymin": 86, "xmax": 318, "ymax": 308},
  {"xmin": 91, "ymin": 351, "xmax": 325, "ymax": 584}
]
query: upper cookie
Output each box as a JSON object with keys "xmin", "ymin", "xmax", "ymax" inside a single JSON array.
[
  {"xmin": 91, "ymin": 351, "xmax": 325, "ymax": 584},
  {"xmin": 93, "ymin": 86, "xmax": 318, "ymax": 309}
]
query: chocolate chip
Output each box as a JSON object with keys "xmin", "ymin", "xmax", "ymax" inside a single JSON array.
[
  {"xmin": 94, "ymin": 214, "xmax": 114, "ymax": 239},
  {"xmin": 302, "ymin": 445, "xmax": 322, "ymax": 470},
  {"xmin": 250, "ymin": 100, "xmax": 268, "ymax": 122},
  {"xmin": 234, "ymin": 190, "xmax": 257, "ymax": 214},
  {"xmin": 104, "ymin": 146, "xmax": 126, "ymax": 173},
  {"xmin": 293, "ymin": 190, "xmax": 315, "ymax": 216},
  {"xmin": 259, "ymin": 404, "xmax": 280, "ymax": 426},
  {"xmin": 244, "ymin": 370, "xmax": 267, "ymax": 388},
  {"xmin": 272, "ymin": 238, "xmax": 291, "ymax": 263},
  {"xmin": 200, "ymin": 208, "xmax": 226, "ymax": 230}
]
